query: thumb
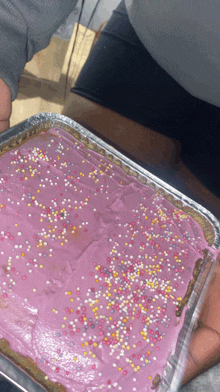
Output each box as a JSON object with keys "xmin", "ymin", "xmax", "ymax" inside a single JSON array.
[
  {"xmin": 182, "ymin": 324, "xmax": 220, "ymax": 386},
  {"xmin": 0, "ymin": 78, "xmax": 12, "ymax": 132},
  {"xmin": 182, "ymin": 258, "xmax": 220, "ymax": 386}
]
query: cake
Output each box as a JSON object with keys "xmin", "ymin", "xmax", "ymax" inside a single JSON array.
[{"xmin": 0, "ymin": 126, "xmax": 217, "ymax": 392}]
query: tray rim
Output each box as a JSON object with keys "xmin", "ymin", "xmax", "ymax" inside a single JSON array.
[{"xmin": 0, "ymin": 112, "xmax": 219, "ymax": 392}]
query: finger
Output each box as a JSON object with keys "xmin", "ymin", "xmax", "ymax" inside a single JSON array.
[
  {"xmin": 0, "ymin": 94, "xmax": 11, "ymax": 121},
  {"xmin": 181, "ymin": 254, "xmax": 220, "ymax": 386},
  {"xmin": 182, "ymin": 326, "xmax": 220, "ymax": 386},
  {"xmin": 0, "ymin": 120, "xmax": 10, "ymax": 133},
  {"xmin": 0, "ymin": 78, "xmax": 12, "ymax": 132},
  {"xmin": 199, "ymin": 257, "xmax": 220, "ymax": 334}
]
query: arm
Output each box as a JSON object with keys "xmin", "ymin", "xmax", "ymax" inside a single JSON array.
[{"xmin": 0, "ymin": 0, "xmax": 78, "ymax": 133}]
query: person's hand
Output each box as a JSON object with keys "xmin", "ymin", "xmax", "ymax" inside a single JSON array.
[
  {"xmin": 0, "ymin": 78, "xmax": 12, "ymax": 132},
  {"xmin": 182, "ymin": 253, "xmax": 220, "ymax": 386}
]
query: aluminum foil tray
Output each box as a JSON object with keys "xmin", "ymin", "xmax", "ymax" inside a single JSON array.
[{"xmin": 0, "ymin": 112, "xmax": 220, "ymax": 392}]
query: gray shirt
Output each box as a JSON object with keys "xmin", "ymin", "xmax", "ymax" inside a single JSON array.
[
  {"xmin": 125, "ymin": 0, "xmax": 220, "ymax": 107},
  {"xmin": 1, "ymin": 0, "xmax": 220, "ymax": 108},
  {"xmin": 0, "ymin": 0, "xmax": 77, "ymax": 101}
]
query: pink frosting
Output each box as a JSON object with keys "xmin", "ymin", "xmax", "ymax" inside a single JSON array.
[{"xmin": 0, "ymin": 128, "xmax": 212, "ymax": 391}]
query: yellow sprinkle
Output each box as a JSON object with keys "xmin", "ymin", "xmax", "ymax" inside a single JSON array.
[
  {"xmin": 73, "ymin": 357, "xmax": 77, "ymax": 362},
  {"xmin": 39, "ymin": 265, "xmax": 43, "ymax": 269},
  {"xmin": 33, "ymin": 288, "xmax": 36, "ymax": 292},
  {"xmin": 148, "ymin": 376, "xmax": 152, "ymax": 380},
  {"xmin": 93, "ymin": 343, "xmax": 98, "ymax": 347},
  {"xmin": 84, "ymin": 352, "xmax": 87, "ymax": 356},
  {"xmin": 63, "ymin": 317, "xmax": 67, "ymax": 320},
  {"xmin": 118, "ymin": 367, "xmax": 122, "ymax": 371},
  {"xmin": 62, "ymin": 324, "xmax": 65, "ymax": 328}
]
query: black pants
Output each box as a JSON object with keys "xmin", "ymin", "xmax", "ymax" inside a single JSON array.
[{"xmin": 71, "ymin": 0, "xmax": 220, "ymax": 198}]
